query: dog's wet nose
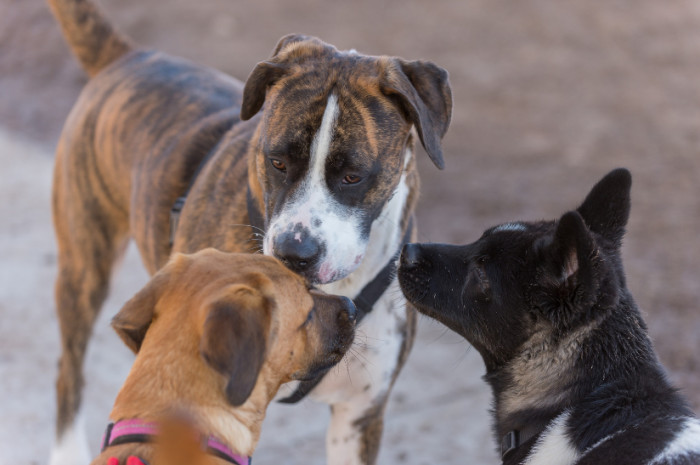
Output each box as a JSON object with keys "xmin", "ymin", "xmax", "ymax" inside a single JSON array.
[
  {"xmin": 274, "ymin": 234, "xmax": 321, "ymax": 273},
  {"xmin": 340, "ymin": 296, "xmax": 357, "ymax": 324},
  {"xmin": 400, "ymin": 243, "xmax": 423, "ymax": 267}
]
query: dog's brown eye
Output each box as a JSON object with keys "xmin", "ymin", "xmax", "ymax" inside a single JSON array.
[
  {"xmin": 342, "ymin": 174, "xmax": 362, "ymax": 185},
  {"xmin": 271, "ymin": 159, "xmax": 286, "ymax": 172}
]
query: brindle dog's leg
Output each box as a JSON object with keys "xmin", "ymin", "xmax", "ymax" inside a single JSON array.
[
  {"xmin": 322, "ymin": 294, "xmax": 417, "ymax": 465},
  {"xmin": 51, "ymin": 143, "xmax": 130, "ymax": 464}
]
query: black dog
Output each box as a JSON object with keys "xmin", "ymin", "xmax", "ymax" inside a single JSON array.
[{"xmin": 398, "ymin": 169, "xmax": 700, "ymax": 464}]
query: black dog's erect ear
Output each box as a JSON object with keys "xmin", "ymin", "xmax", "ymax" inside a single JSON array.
[
  {"xmin": 240, "ymin": 34, "xmax": 331, "ymax": 120},
  {"xmin": 550, "ymin": 211, "xmax": 596, "ymax": 284},
  {"xmin": 200, "ymin": 285, "xmax": 271, "ymax": 407},
  {"xmin": 380, "ymin": 59, "xmax": 453, "ymax": 169},
  {"xmin": 576, "ymin": 168, "xmax": 632, "ymax": 248},
  {"xmin": 111, "ymin": 256, "xmax": 185, "ymax": 353},
  {"xmin": 539, "ymin": 211, "xmax": 599, "ymax": 328}
]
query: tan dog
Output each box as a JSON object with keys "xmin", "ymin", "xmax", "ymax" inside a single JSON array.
[
  {"xmin": 90, "ymin": 249, "xmax": 355, "ymax": 464},
  {"xmin": 47, "ymin": 0, "xmax": 452, "ymax": 462}
]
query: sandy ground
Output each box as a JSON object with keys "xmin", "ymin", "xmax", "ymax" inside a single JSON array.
[{"xmin": 1, "ymin": 0, "xmax": 699, "ymax": 463}]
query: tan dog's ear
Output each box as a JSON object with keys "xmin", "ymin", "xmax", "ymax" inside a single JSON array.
[
  {"xmin": 200, "ymin": 285, "xmax": 272, "ymax": 406},
  {"xmin": 380, "ymin": 59, "xmax": 453, "ymax": 170},
  {"xmin": 111, "ymin": 255, "xmax": 183, "ymax": 353}
]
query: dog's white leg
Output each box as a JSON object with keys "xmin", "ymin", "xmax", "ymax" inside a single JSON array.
[
  {"xmin": 49, "ymin": 409, "xmax": 91, "ymax": 465},
  {"xmin": 325, "ymin": 399, "xmax": 385, "ymax": 465},
  {"xmin": 311, "ymin": 285, "xmax": 413, "ymax": 465}
]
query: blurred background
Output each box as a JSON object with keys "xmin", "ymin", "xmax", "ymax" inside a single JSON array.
[{"xmin": 1, "ymin": 0, "xmax": 698, "ymax": 463}]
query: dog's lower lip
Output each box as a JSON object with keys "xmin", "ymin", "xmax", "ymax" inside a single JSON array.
[{"xmin": 299, "ymin": 361, "xmax": 337, "ymax": 381}]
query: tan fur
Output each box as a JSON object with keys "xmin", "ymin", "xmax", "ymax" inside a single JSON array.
[
  {"xmin": 92, "ymin": 249, "xmax": 354, "ymax": 464},
  {"xmin": 498, "ymin": 321, "xmax": 599, "ymax": 423}
]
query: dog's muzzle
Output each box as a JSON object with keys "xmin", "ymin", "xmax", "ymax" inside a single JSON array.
[
  {"xmin": 273, "ymin": 230, "xmax": 322, "ymax": 275},
  {"xmin": 398, "ymin": 243, "xmax": 433, "ymax": 302}
]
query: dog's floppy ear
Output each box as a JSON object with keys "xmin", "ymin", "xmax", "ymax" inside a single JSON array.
[
  {"xmin": 112, "ymin": 253, "xmax": 189, "ymax": 353},
  {"xmin": 240, "ymin": 61, "xmax": 287, "ymax": 121},
  {"xmin": 112, "ymin": 266, "xmax": 173, "ymax": 353},
  {"xmin": 200, "ymin": 284, "xmax": 272, "ymax": 406},
  {"xmin": 576, "ymin": 168, "xmax": 632, "ymax": 248},
  {"xmin": 241, "ymin": 34, "xmax": 328, "ymax": 120},
  {"xmin": 380, "ymin": 58, "xmax": 453, "ymax": 169}
]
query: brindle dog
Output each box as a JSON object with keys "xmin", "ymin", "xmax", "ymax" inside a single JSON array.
[{"xmin": 47, "ymin": 0, "xmax": 452, "ymax": 463}]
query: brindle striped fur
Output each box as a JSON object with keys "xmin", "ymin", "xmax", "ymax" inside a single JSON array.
[{"xmin": 48, "ymin": 1, "xmax": 451, "ymax": 463}]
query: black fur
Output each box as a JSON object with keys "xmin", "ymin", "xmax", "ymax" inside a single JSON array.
[{"xmin": 398, "ymin": 169, "xmax": 700, "ymax": 464}]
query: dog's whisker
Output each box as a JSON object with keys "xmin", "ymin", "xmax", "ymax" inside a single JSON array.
[{"xmin": 227, "ymin": 223, "xmax": 266, "ymax": 235}]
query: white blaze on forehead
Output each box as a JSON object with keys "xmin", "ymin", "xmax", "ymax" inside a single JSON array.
[
  {"xmin": 309, "ymin": 93, "xmax": 339, "ymax": 182},
  {"xmin": 264, "ymin": 93, "xmax": 366, "ymax": 283},
  {"xmin": 493, "ymin": 222, "xmax": 527, "ymax": 233}
]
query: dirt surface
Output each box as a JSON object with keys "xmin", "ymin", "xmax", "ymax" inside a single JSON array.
[{"xmin": 1, "ymin": 0, "xmax": 699, "ymax": 463}]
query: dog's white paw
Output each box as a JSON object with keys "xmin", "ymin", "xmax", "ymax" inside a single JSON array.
[{"xmin": 49, "ymin": 412, "xmax": 91, "ymax": 465}]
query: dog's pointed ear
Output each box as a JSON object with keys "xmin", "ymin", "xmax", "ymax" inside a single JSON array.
[
  {"xmin": 549, "ymin": 211, "xmax": 595, "ymax": 285},
  {"xmin": 380, "ymin": 58, "xmax": 452, "ymax": 169},
  {"xmin": 200, "ymin": 284, "xmax": 272, "ymax": 406},
  {"xmin": 538, "ymin": 212, "xmax": 598, "ymax": 329},
  {"xmin": 576, "ymin": 168, "xmax": 632, "ymax": 248},
  {"xmin": 241, "ymin": 34, "xmax": 328, "ymax": 120}
]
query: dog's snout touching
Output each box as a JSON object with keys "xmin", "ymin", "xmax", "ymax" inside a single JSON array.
[
  {"xmin": 274, "ymin": 231, "xmax": 321, "ymax": 273},
  {"xmin": 401, "ymin": 243, "xmax": 424, "ymax": 268},
  {"xmin": 340, "ymin": 296, "xmax": 357, "ymax": 324}
]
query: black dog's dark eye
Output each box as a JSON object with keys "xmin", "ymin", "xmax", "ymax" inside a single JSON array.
[
  {"xmin": 270, "ymin": 159, "xmax": 286, "ymax": 172},
  {"xmin": 477, "ymin": 256, "xmax": 488, "ymax": 265},
  {"xmin": 342, "ymin": 174, "xmax": 362, "ymax": 185}
]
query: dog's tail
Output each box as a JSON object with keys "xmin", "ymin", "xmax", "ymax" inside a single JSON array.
[{"xmin": 47, "ymin": 0, "xmax": 133, "ymax": 77}]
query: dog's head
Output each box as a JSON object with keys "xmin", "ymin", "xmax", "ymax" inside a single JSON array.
[
  {"xmin": 111, "ymin": 249, "xmax": 356, "ymax": 408},
  {"xmin": 241, "ymin": 34, "xmax": 452, "ymax": 284},
  {"xmin": 398, "ymin": 168, "xmax": 632, "ymax": 371}
]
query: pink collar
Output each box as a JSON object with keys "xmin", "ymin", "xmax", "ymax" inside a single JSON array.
[{"xmin": 101, "ymin": 418, "xmax": 251, "ymax": 465}]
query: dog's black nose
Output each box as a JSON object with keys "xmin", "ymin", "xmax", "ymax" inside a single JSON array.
[
  {"xmin": 400, "ymin": 243, "xmax": 423, "ymax": 268},
  {"xmin": 274, "ymin": 234, "xmax": 321, "ymax": 273},
  {"xmin": 340, "ymin": 296, "xmax": 357, "ymax": 324}
]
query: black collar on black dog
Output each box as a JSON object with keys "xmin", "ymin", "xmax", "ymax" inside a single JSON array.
[{"xmin": 500, "ymin": 426, "xmax": 544, "ymax": 462}]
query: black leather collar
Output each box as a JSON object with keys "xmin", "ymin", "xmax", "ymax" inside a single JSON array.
[
  {"xmin": 501, "ymin": 425, "xmax": 545, "ymax": 463},
  {"xmin": 278, "ymin": 217, "xmax": 414, "ymax": 404},
  {"xmin": 170, "ymin": 156, "xmax": 414, "ymax": 404}
]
